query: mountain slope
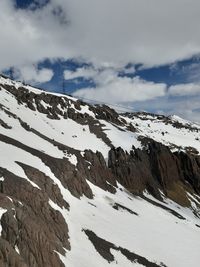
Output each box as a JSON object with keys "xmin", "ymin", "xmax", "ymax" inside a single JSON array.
[{"xmin": 0, "ymin": 75, "xmax": 200, "ymax": 267}]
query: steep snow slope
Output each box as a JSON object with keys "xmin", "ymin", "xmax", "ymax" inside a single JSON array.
[
  {"xmin": 56, "ymin": 183, "xmax": 200, "ymax": 267},
  {"xmin": 0, "ymin": 75, "xmax": 200, "ymax": 267}
]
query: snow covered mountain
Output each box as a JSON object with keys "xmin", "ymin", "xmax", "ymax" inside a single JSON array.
[{"xmin": 0, "ymin": 74, "xmax": 200, "ymax": 267}]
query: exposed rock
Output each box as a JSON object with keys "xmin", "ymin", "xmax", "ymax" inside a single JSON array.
[
  {"xmin": 77, "ymin": 149, "xmax": 117, "ymax": 194},
  {"xmin": 84, "ymin": 229, "xmax": 166, "ymax": 267},
  {"xmin": 0, "ymin": 118, "xmax": 12, "ymax": 129},
  {"xmin": 0, "ymin": 169, "xmax": 69, "ymax": 267},
  {"xmin": 0, "ymin": 238, "xmax": 28, "ymax": 267},
  {"xmin": 112, "ymin": 202, "xmax": 138, "ymax": 215},
  {"xmin": 108, "ymin": 140, "xmax": 200, "ymax": 206},
  {"xmin": 92, "ymin": 104, "xmax": 122, "ymax": 125}
]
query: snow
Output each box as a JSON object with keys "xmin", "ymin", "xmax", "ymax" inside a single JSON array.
[
  {"xmin": 43, "ymin": 118, "xmax": 110, "ymax": 157},
  {"xmin": 0, "ymin": 87, "xmax": 110, "ymax": 158},
  {"xmin": 0, "ymin": 105, "xmax": 64, "ymax": 159},
  {"xmin": 6, "ymin": 196, "xmax": 13, "ymax": 203},
  {"xmin": 1, "ymin": 77, "xmax": 200, "ymax": 267},
  {"xmin": 79, "ymin": 105, "xmax": 95, "ymax": 118},
  {"xmin": 121, "ymin": 114, "xmax": 200, "ymax": 153},
  {"xmin": 47, "ymin": 181, "xmax": 200, "ymax": 267},
  {"xmin": 15, "ymin": 246, "xmax": 20, "ymax": 254},
  {"xmin": 66, "ymin": 154, "xmax": 78, "ymax": 166},
  {"xmin": 100, "ymin": 120, "xmax": 141, "ymax": 152},
  {"xmin": 110, "ymin": 250, "xmax": 144, "ymax": 267},
  {"xmin": 40, "ymin": 100, "xmax": 51, "ymax": 109},
  {"xmin": 171, "ymin": 115, "xmax": 200, "ymax": 128},
  {"xmin": 0, "ymin": 208, "xmax": 7, "ymax": 234},
  {"xmin": 0, "ymin": 75, "xmax": 77, "ymax": 101},
  {"xmin": 1, "ymin": 81, "xmax": 200, "ymax": 160},
  {"xmin": 0, "ymin": 141, "xmax": 45, "ymax": 189},
  {"xmin": 143, "ymin": 191, "xmax": 200, "ymax": 224}
]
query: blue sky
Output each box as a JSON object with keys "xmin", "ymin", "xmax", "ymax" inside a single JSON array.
[
  {"xmin": 15, "ymin": 0, "xmax": 50, "ymax": 10},
  {"xmin": 1, "ymin": 0, "xmax": 200, "ymax": 122}
]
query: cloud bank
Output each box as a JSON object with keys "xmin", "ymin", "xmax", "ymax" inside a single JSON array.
[
  {"xmin": 14, "ymin": 65, "xmax": 54, "ymax": 84},
  {"xmin": 72, "ymin": 68, "xmax": 166, "ymax": 103},
  {"xmin": 68, "ymin": 66, "xmax": 200, "ymax": 122},
  {"xmin": 1, "ymin": 0, "xmax": 200, "ymax": 122},
  {"xmin": 1, "ymin": 0, "xmax": 200, "ymax": 71}
]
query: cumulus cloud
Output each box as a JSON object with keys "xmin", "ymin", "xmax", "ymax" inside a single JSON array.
[
  {"xmin": 64, "ymin": 67, "xmax": 97, "ymax": 80},
  {"xmin": 168, "ymin": 83, "xmax": 200, "ymax": 96},
  {"xmin": 14, "ymin": 65, "xmax": 54, "ymax": 84},
  {"xmin": 170, "ymin": 62, "xmax": 200, "ymax": 83},
  {"xmin": 1, "ymin": 0, "xmax": 200, "ymax": 122},
  {"xmin": 1, "ymin": 0, "xmax": 200, "ymax": 71},
  {"xmin": 69, "ymin": 65, "xmax": 200, "ymax": 123},
  {"xmin": 133, "ymin": 95, "xmax": 200, "ymax": 123},
  {"xmin": 72, "ymin": 67, "xmax": 166, "ymax": 103}
]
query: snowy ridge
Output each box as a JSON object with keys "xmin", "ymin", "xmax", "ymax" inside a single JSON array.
[
  {"xmin": 1, "ymin": 74, "xmax": 200, "ymax": 156},
  {"xmin": 121, "ymin": 112, "xmax": 200, "ymax": 154},
  {"xmin": 0, "ymin": 76, "xmax": 200, "ymax": 267}
]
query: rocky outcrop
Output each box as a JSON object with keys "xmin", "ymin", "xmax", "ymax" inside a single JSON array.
[
  {"xmin": 0, "ymin": 237, "xmax": 28, "ymax": 267},
  {"xmin": 84, "ymin": 229, "xmax": 167, "ymax": 267},
  {"xmin": 0, "ymin": 168, "xmax": 69, "ymax": 267},
  {"xmin": 78, "ymin": 149, "xmax": 117, "ymax": 194},
  {"xmin": 108, "ymin": 140, "xmax": 200, "ymax": 206},
  {"xmin": 91, "ymin": 104, "xmax": 125, "ymax": 125},
  {"xmin": 125, "ymin": 111, "xmax": 200, "ymax": 133},
  {"xmin": 1, "ymin": 83, "xmax": 113, "ymax": 146},
  {"xmin": 0, "ymin": 133, "xmax": 93, "ymax": 199},
  {"xmin": 175, "ymin": 151, "xmax": 200, "ymax": 194}
]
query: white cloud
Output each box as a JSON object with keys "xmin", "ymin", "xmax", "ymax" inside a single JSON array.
[
  {"xmin": 122, "ymin": 66, "xmax": 136, "ymax": 75},
  {"xmin": 168, "ymin": 83, "xmax": 200, "ymax": 96},
  {"xmin": 69, "ymin": 66, "xmax": 200, "ymax": 123},
  {"xmin": 64, "ymin": 67, "xmax": 97, "ymax": 80},
  {"xmin": 1, "ymin": 0, "xmax": 200, "ymax": 122},
  {"xmin": 109, "ymin": 89, "xmax": 200, "ymax": 123},
  {"xmin": 170, "ymin": 62, "xmax": 200, "ymax": 83},
  {"xmin": 14, "ymin": 65, "xmax": 54, "ymax": 84},
  {"xmin": 73, "ymin": 69, "xmax": 166, "ymax": 103},
  {"xmin": 1, "ymin": 0, "xmax": 200, "ymax": 71}
]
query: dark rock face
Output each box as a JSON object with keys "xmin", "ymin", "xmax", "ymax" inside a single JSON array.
[
  {"xmin": 108, "ymin": 145, "xmax": 163, "ymax": 200},
  {"xmin": 0, "ymin": 238, "xmax": 28, "ymax": 267},
  {"xmin": 91, "ymin": 104, "xmax": 124, "ymax": 125},
  {"xmin": 0, "ymin": 132, "xmax": 93, "ymax": 200},
  {"xmin": 18, "ymin": 163, "xmax": 69, "ymax": 209},
  {"xmin": 84, "ymin": 229, "xmax": 167, "ymax": 267},
  {"xmin": 108, "ymin": 140, "xmax": 200, "ymax": 206},
  {"xmin": 78, "ymin": 149, "xmax": 117, "ymax": 194},
  {"xmin": 0, "ymin": 169, "xmax": 69, "ymax": 267},
  {"xmin": 112, "ymin": 203, "xmax": 138, "ymax": 215},
  {"xmin": 175, "ymin": 151, "xmax": 200, "ymax": 194}
]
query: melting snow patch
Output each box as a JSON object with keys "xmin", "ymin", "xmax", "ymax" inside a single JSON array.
[
  {"xmin": 79, "ymin": 105, "xmax": 95, "ymax": 118},
  {"xmin": 66, "ymin": 154, "xmax": 78, "ymax": 166},
  {"xmin": 15, "ymin": 246, "xmax": 20, "ymax": 254},
  {"xmin": 6, "ymin": 196, "xmax": 13, "ymax": 203},
  {"xmin": 0, "ymin": 208, "xmax": 7, "ymax": 234}
]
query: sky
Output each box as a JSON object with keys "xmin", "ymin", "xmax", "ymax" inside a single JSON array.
[{"xmin": 1, "ymin": 0, "xmax": 200, "ymax": 122}]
